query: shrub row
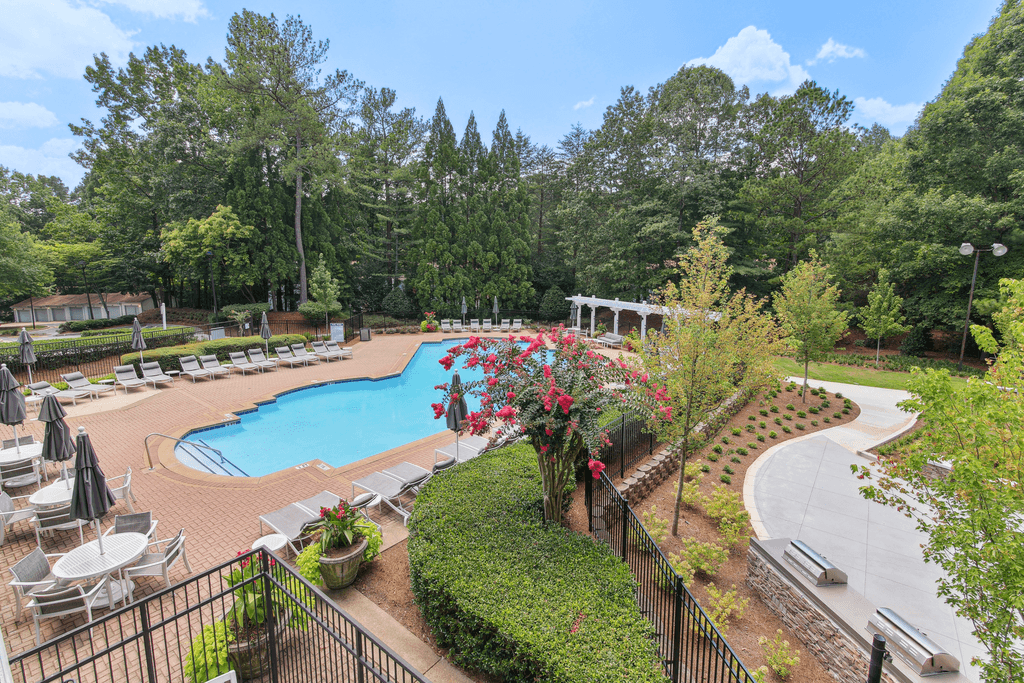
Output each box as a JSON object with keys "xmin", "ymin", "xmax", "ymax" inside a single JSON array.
[
  {"xmin": 811, "ymin": 351, "xmax": 984, "ymax": 378},
  {"xmin": 58, "ymin": 314, "xmax": 137, "ymax": 333},
  {"xmin": 120, "ymin": 334, "xmax": 307, "ymax": 372},
  {"xmin": 408, "ymin": 444, "xmax": 667, "ymax": 683},
  {"xmin": 79, "ymin": 324, "xmax": 193, "ymax": 339}
]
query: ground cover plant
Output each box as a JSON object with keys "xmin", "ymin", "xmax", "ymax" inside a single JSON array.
[{"xmin": 408, "ymin": 444, "xmax": 667, "ymax": 683}]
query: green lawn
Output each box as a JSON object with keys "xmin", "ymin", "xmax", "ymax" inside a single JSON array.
[{"xmin": 773, "ymin": 358, "xmax": 970, "ymax": 391}]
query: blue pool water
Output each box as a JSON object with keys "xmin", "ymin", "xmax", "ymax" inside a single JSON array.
[{"xmin": 175, "ymin": 340, "xmax": 496, "ymax": 477}]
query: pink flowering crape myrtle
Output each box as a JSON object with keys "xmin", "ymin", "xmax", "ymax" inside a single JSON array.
[{"xmin": 432, "ymin": 326, "xmax": 671, "ymax": 524}]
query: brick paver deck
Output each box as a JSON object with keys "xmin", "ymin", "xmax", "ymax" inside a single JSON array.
[{"xmin": 0, "ymin": 332, "xmax": 520, "ymax": 657}]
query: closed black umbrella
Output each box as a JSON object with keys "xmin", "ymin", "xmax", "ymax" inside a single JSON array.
[
  {"xmin": 18, "ymin": 329, "xmax": 36, "ymax": 385},
  {"xmin": 492, "ymin": 296, "xmax": 499, "ymax": 326},
  {"xmin": 446, "ymin": 371, "xmax": 470, "ymax": 459},
  {"xmin": 39, "ymin": 394, "xmax": 75, "ymax": 488},
  {"xmin": 131, "ymin": 317, "xmax": 147, "ymax": 365},
  {"xmin": 259, "ymin": 311, "xmax": 272, "ymax": 355},
  {"xmin": 461, "ymin": 297, "xmax": 467, "ymax": 327},
  {"xmin": 0, "ymin": 363, "xmax": 26, "ymax": 454},
  {"xmin": 70, "ymin": 427, "xmax": 116, "ymax": 554}
]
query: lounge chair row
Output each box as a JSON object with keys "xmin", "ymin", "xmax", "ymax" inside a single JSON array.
[{"xmin": 440, "ymin": 319, "xmax": 522, "ymax": 334}]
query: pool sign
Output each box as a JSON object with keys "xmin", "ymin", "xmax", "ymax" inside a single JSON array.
[{"xmin": 330, "ymin": 323, "xmax": 345, "ymax": 342}]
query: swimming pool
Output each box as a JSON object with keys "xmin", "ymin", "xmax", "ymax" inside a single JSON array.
[{"xmin": 174, "ymin": 339, "xmax": 494, "ymax": 477}]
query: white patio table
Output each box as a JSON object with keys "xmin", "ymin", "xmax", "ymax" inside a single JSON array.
[
  {"xmin": 0, "ymin": 442, "xmax": 43, "ymax": 464},
  {"xmin": 52, "ymin": 532, "xmax": 147, "ymax": 606},
  {"xmin": 29, "ymin": 477, "xmax": 76, "ymax": 508}
]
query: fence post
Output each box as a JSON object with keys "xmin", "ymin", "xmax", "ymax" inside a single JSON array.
[
  {"xmin": 585, "ymin": 473, "xmax": 593, "ymax": 533},
  {"xmin": 671, "ymin": 575, "xmax": 684, "ymax": 683},
  {"xmin": 260, "ymin": 550, "xmax": 280, "ymax": 683},
  {"xmin": 620, "ymin": 417, "xmax": 626, "ymax": 479},
  {"xmin": 620, "ymin": 486, "xmax": 628, "ymax": 559},
  {"xmin": 355, "ymin": 629, "xmax": 366, "ymax": 683},
  {"xmin": 139, "ymin": 601, "xmax": 158, "ymax": 683},
  {"xmin": 866, "ymin": 634, "xmax": 887, "ymax": 683}
]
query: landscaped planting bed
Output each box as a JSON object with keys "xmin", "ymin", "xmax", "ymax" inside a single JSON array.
[{"xmin": 407, "ymin": 443, "xmax": 667, "ymax": 683}]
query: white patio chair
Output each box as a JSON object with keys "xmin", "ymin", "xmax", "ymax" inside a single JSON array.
[
  {"xmin": 500, "ymin": 319, "xmax": 511, "ymax": 332},
  {"xmin": 60, "ymin": 372, "xmax": 116, "ymax": 398},
  {"xmin": 228, "ymin": 352, "xmax": 261, "ymax": 375},
  {"xmin": 440, "ymin": 320, "xmax": 452, "ymax": 333},
  {"xmin": 290, "ymin": 343, "xmax": 321, "ymax": 364},
  {"xmin": 26, "ymin": 381, "xmax": 89, "ymax": 406},
  {"xmin": 452, "ymin": 321, "xmax": 463, "ymax": 333},
  {"xmin": 27, "ymin": 576, "xmax": 112, "ymax": 645},
  {"xmin": 124, "ymin": 529, "xmax": 192, "ymax": 595},
  {"xmin": 113, "ymin": 365, "xmax": 148, "ymax": 393},
  {"xmin": 140, "ymin": 362, "xmax": 174, "ymax": 386},
  {"xmin": 470, "ymin": 319, "xmax": 481, "ymax": 333},
  {"xmin": 323, "ymin": 340, "xmax": 352, "ymax": 359},
  {"xmin": 32, "ymin": 503, "xmax": 84, "ymax": 547},
  {"xmin": 247, "ymin": 348, "xmax": 279, "ymax": 371},
  {"xmin": 512, "ymin": 319, "xmax": 522, "ymax": 333},
  {"xmin": 199, "ymin": 355, "xmax": 231, "ymax": 378},
  {"xmin": 274, "ymin": 347, "xmax": 306, "ymax": 368},
  {"xmin": 179, "ymin": 356, "xmax": 215, "ymax": 382},
  {"xmin": 102, "ymin": 511, "xmax": 157, "ymax": 541},
  {"xmin": 107, "ymin": 466, "xmax": 137, "ymax": 513},
  {"xmin": 0, "ymin": 491, "xmax": 37, "ymax": 546},
  {"xmin": 482, "ymin": 320, "xmax": 492, "ymax": 332},
  {"xmin": 310, "ymin": 341, "xmax": 342, "ymax": 361},
  {"xmin": 0, "ymin": 457, "xmax": 41, "ymax": 490},
  {"xmin": 9, "ymin": 547, "xmax": 63, "ymax": 621}
]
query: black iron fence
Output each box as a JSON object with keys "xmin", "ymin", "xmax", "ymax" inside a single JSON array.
[
  {"xmin": 0, "ymin": 328, "xmax": 197, "ymax": 385},
  {"xmin": 601, "ymin": 410, "xmax": 658, "ymax": 479},
  {"xmin": 9, "ymin": 547, "xmax": 428, "ymax": 683},
  {"xmin": 198, "ymin": 313, "xmax": 363, "ymax": 343},
  {"xmin": 585, "ymin": 472, "xmax": 756, "ymax": 683}
]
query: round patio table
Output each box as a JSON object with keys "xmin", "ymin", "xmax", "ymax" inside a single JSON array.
[
  {"xmin": 52, "ymin": 532, "xmax": 147, "ymax": 606},
  {"xmin": 29, "ymin": 478, "xmax": 76, "ymax": 508},
  {"xmin": 0, "ymin": 442, "xmax": 43, "ymax": 464}
]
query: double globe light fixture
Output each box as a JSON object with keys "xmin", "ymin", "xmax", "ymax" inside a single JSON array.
[{"xmin": 957, "ymin": 242, "xmax": 1008, "ymax": 368}]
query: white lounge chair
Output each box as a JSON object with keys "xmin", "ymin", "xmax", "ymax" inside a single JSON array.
[
  {"xmin": 351, "ymin": 462, "xmax": 430, "ymax": 526},
  {"xmin": 27, "ymin": 381, "xmax": 89, "ymax": 406},
  {"xmin": 141, "ymin": 362, "xmax": 174, "ymax": 386},
  {"xmin": 595, "ymin": 333, "xmax": 624, "ymax": 349},
  {"xmin": 441, "ymin": 320, "xmax": 452, "ymax": 333},
  {"xmin": 124, "ymin": 528, "xmax": 192, "ymax": 595},
  {"xmin": 290, "ymin": 343, "xmax": 321, "ymax": 364},
  {"xmin": 228, "ymin": 352, "xmax": 261, "ymax": 375},
  {"xmin": 199, "ymin": 355, "xmax": 230, "ymax": 378},
  {"xmin": 470, "ymin": 319, "xmax": 481, "ymax": 333},
  {"xmin": 482, "ymin": 320, "xmax": 492, "ymax": 332},
  {"xmin": 310, "ymin": 341, "xmax": 341, "ymax": 361},
  {"xmin": 433, "ymin": 435, "xmax": 490, "ymax": 465},
  {"xmin": 500, "ymin": 319, "xmax": 510, "ymax": 332},
  {"xmin": 113, "ymin": 365, "xmax": 148, "ymax": 393},
  {"xmin": 453, "ymin": 321, "xmax": 463, "ymax": 333},
  {"xmin": 512, "ymin": 319, "xmax": 522, "ymax": 333},
  {"xmin": 60, "ymin": 372, "xmax": 115, "ymax": 398},
  {"xmin": 323, "ymin": 340, "xmax": 352, "ymax": 359},
  {"xmin": 247, "ymin": 348, "xmax": 279, "ymax": 371},
  {"xmin": 259, "ymin": 491, "xmax": 343, "ymax": 556},
  {"xmin": 274, "ymin": 347, "xmax": 306, "ymax": 368},
  {"xmin": 179, "ymin": 356, "xmax": 214, "ymax": 382}
]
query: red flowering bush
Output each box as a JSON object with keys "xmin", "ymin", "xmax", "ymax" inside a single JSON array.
[
  {"xmin": 420, "ymin": 311, "xmax": 439, "ymax": 333},
  {"xmin": 433, "ymin": 325, "xmax": 671, "ymax": 523}
]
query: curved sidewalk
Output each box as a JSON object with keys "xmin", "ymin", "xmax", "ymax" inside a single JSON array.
[{"xmin": 744, "ymin": 379, "xmax": 983, "ymax": 682}]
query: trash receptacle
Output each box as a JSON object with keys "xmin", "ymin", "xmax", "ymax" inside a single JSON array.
[{"xmin": 360, "ymin": 327, "xmax": 371, "ymax": 342}]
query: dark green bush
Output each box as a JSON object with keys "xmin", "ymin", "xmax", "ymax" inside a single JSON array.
[
  {"xmin": 381, "ymin": 287, "xmax": 412, "ymax": 319},
  {"xmin": 539, "ymin": 285, "xmax": 570, "ymax": 321},
  {"xmin": 296, "ymin": 301, "xmax": 344, "ymax": 325},
  {"xmin": 899, "ymin": 325, "xmax": 931, "ymax": 357},
  {"xmin": 59, "ymin": 314, "xmax": 135, "ymax": 333},
  {"xmin": 219, "ymin": 303, "xmax": 271, "ymax": 319},
  {"xmin": 408, "ymin": 444, "xmax": 666, "ymax": 683}
]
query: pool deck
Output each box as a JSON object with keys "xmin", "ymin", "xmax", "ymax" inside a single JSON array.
[{"xmin": 0, "ymin": 330, "xmax": 575, "ymax": 661}]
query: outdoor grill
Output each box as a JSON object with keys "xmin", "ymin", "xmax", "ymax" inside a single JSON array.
[
  {"xmin": 867, "ymin": 607, "xmax": 959, "ymax": 676},
  {"xmin": 784, "ymin": 539, "xmax": 848, "ymax": 586}
]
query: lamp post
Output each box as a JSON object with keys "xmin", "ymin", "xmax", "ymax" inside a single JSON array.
[
  {"xmin": 206, "ymin": 250, "xmax": 218, "ymax": 318},
  {"xmin": 78, "ymin": 261, "xmax": 93, "ymax": 321},
  {"xmin": 957, "ymin": 242, "xmax": 1008, "ymax": 369}
]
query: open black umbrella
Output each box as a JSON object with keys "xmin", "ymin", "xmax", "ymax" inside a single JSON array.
[
  {"xmin": 259, "ymin": 311, "xmax": 272, "ymax": 355},
  {"xmin": 70, "ymin": 427, "xmax": 116, "ymax": 554},
  {"xmin": 0, "ymin": 363, "xmax": 26, "ymax": 454},
  {"xmin": 131, "ymin": 318, "xmax": 147, "ymax": 365},
  {"xmin": 446, "ymin": 371, "xmax": 470, "ymax": 459},
  {"xmin": 39, "ymin": 394, "xmax": 75, "ymax": 488},
  {"xmin": 18, "ymin": 329, "xmax": 36, "ymax": 385}
]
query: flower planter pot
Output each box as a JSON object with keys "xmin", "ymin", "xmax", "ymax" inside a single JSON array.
[
  {"xmin": 318, "ymin": 537, "xmax": 367, "ymax": 590},
  {"xmin": 227, "ymin": 609, "xmax": 290, "ymax": 680}
]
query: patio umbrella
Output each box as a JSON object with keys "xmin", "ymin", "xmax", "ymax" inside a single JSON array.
[
  {"xmin": 446, "ymin": 371, "xmax": 470, "ymax": 459},
  {"xmin": 492, "ymin": 296, "xmax": 499, "ymax": 326},
  {"xmin": 461, "ymin": 297, "xmax": 467, "ymax": 326},
  {"xmin": 39, "ymin": 394, "xmax": 75, "ymax": 488},
  {"xmin": 259, "ymin": 311, "xmax": 272, "ymax": 355},
  {"xmin": 70, "ymin": 426, "xmax": 116, "ymax": 555},
  {"xmin": 0, "ymin": 364, "xmax": 26, "ymax": 454},
  {"xmin": 18, "ymin": 328, "xmax": 36, "ymax": 385},
  {"xmin": 569, "ymin": 300, "xmax": 578, "ymax": 327},
  {"xmin": 130, "ymin": 317, "xmax": 147, "ymax": 364}
]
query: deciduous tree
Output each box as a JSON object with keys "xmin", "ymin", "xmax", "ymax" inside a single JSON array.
[{"xmin": 858, "ymin": 269, "xmax": 910, "ymax": 363}]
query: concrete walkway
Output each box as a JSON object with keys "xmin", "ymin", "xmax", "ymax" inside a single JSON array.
[{"xmin": 745, "ymin": 378, "xmax": 984, "ymax": 682}]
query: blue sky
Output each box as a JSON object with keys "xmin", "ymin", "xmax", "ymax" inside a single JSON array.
[{"xmin": 0, "ymin": 0, "xmax": 1003, "ymax": 188}]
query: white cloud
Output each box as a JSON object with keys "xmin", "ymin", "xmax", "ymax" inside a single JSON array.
[
  {"xmin": 687, "ymin": 26, "xmax": 810, "ymax": 95},
  {"xmin": 0, "ymin": 138, "xmax": 82, "ymax": 184},
  {"xmin": 0, "ymin": 0, "xmax": 136, "ymax": 79},
  {"xmin": 573, "ymin": 97, "xmax": 595, "ymax": 111},
  {"xmin": 97, "ymin": 0, "xmax": 210, "ymax": 23},
  {"xmin": 0, "ymin": 102, "xmax": 60, "ymax": 129},
  {"xmin": 808, "ymin": 38, "xmax": 866, "ymax": 66},
  {"xmin": 853, "ymin": 96, "xmax": 923, "ymax": 128}
]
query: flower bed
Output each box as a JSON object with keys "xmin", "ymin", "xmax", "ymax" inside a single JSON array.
[{"xmin": 408, "ymin": 443, "xmax": 667, "ymax": 683}]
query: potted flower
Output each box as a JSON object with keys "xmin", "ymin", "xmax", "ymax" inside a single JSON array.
[
  {"xmin": 222, "ymin": 553, "xmax": 295, "ymax": 680},
  {"xmin": 298, "ymin": 502, "xmax": 383, "ymax": 590}
]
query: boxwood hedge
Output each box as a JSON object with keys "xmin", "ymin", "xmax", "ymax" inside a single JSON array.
[
  {"xmin": 120, "ymin": 334, "xmax": 307, "ymax": 372},
  {"xmin": 408, "ymin": 444, "xmax": 667, "ymax": 683}
]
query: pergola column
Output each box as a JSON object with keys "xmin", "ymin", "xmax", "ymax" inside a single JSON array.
[
  {"xmin": 576, "ymin": 295, "xmax": 583, "ymax": 329},
  {"xmin": 590, "ymin": 305, "xmax": 596, "ymax": 337},
  {"xmin": 640, "ymin": 314, "xmax": 648, "ymax": 338},
  {"xmin": 611, "ymin": 299, "xmax": 622, "ymax": 335}
]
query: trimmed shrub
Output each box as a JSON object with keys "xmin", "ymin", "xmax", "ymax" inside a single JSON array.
[
  {"xmin": 899, "ymin": 325, "xmax": 931, "ymax": 357},
  {"xmin": 58, "ymin": 314, "xmax": 135, "ymax": 333},
  {"xmin": 220, "ymin": 303, "xmax": 271, "ymax": 319},
  {"xmin": 297, "ymin": 301, "xmax": 345, "ymax": 325},
  {"xmin": 381, "ymin": 287, "xmax": 412, "ymax": 319},
  {"xmin": 539, "ymin": 285, "xmax": 570, "ymax": 321},
  {"xmin": 409, "ymin": 445, "xmax": 665, "ymax": 683}
]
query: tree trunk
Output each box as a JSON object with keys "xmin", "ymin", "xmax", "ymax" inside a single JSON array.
[
  {"xmin": 294, "ymin": 133, "xmax": 308, "ymax": 304},
  {"xmin": 876, "ymin": 338, "xmax": 881, "ymax": 364},
  {"xmin": 802, "ymin": 356, "xmax": 810, "ymax": 403}
]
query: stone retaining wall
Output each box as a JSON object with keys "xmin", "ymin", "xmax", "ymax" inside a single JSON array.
[{"xmin": 747, "ymin": 547, "xmax": 898, "ymax": 683}]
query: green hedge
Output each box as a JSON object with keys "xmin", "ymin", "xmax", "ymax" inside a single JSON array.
[
  {"xmin": 120, "ymin": 334, "xmax": 307, "ymax": 371},
  {"xmin": 408, "ymin": 444, "xmax": 667, "ymax": 683},
  {"xmin": 80, "ymin": 325, "xmax": 193, "ymax": 339},
  {"xmin": 58, "ymin": 315, "xmax": 136, "ymax": 333}
]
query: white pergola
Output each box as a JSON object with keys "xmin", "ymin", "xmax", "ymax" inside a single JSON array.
[{"xmin": 565, "ymin": 295, "xmax": 666, "ymax": 338}]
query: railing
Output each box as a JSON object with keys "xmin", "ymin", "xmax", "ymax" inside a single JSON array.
[
  {"xmin": 585, "ymin": 472, "xmax": 756, "ymax": 683},
  {"xmin": 601, "ymin": 411, "xmax": 658, "ymax": 479},
  {"xmin": 199, "ymin": 313, "xmax": 363, "ymax": 343},
  {"xmin": 9, "ymin": 547, "xmax": 429, "ymax": 683},
  {"xmin": 0, "ymin": 328, "xmax": 197, "ymax": 385},
  {"xmin": 143, "ymin": 433, "xmax": 248, "ymax": 477}
]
